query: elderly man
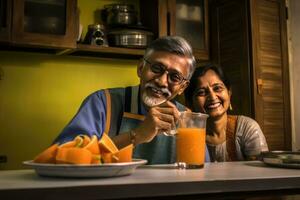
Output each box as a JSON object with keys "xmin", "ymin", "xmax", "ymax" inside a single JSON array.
[{"xmin": 53, "ymin": 36, "xmax": 210, "ymax": 164}]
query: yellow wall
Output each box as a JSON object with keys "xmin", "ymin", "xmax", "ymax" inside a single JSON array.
[
  {"xmin": 0, "ymin": 0, "xmax": 141, "ymax": 170},
  {"xmin": 0, "ymin": 52, "xmax": 139, "ymax": 170}
]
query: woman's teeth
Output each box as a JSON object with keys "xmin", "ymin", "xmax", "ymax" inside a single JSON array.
[{"xmin": 207, "ymin": 102, "xmax": 221, "ymax": 109}]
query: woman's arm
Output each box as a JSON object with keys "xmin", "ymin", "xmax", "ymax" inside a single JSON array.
[{"xmin": 237, "ymin": 116, "xmax": 269, "ymax": 160}]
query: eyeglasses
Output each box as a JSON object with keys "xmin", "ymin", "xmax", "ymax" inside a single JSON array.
[{"xmin": 143, "ymin": 58, "xmax": 188, "ymax": 85}]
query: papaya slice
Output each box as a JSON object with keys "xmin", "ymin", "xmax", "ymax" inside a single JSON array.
[
  {"xmin": 73, "ymin": 135, "xmax": 85, "ymax": 147},
  {"xmin": 82, "ymin": 135, "xmax": 91, "ymax": 147},
  {"xmin": 33, "ymin": 144, "xmax": 58, "ymax": 164},
  {"xmin": 56, "ymin": 147, "xmax": 92, "ymax": 164},
  {"xmin": 98, "ymin": 133, "xmax": 118, "ymax": 154},
  {"xmin": 113, "ymin": 144, "xmax": 133, "ymax": 163},
  {"xmin": 91, "ymin": 154, "xmax": 102, "ymax": 164},
  {"xmin": 84, "ymin": 135, "xmax": 100, "ymax": 155},
  {"xmin": 58, "ymin": 136, "xmax": 84, "ymax": 148},
  {"xmin": 59, "ymin": 140, "xmax": 77, "ymax": 148},
  {"xmin": 33, "ymin": 134, "xmax": 131, "ymax": 165},
  {"xmin": 101, "ymin": 152, "xmax": 119, "ymax": 163}
]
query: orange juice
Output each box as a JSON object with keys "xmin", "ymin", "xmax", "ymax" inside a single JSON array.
[{"xmin": 176, "ymin": 128, "xmax": 206, "ymax": 166}]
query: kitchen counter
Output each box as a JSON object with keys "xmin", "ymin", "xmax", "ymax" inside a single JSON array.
[{"xmin": 0, "ymin": 161, "xmax": 300, "ymax": 199}]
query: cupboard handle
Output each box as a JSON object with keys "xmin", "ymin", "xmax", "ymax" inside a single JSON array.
[
  {"xmin": 257, "ymin": 78, "xmax": 263, "ymax": 95},
  {"xmin": 167, "ymin": 11, "xmax": 171, "ymax": 35}
]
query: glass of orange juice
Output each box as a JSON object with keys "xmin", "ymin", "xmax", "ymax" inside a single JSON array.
[{"xmin": 176, "ymin": 111, "xmax": 208, "ymax": 168}]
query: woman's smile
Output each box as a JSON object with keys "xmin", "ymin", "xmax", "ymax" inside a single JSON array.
[{"xmin": 205, "ymin": 101, "xmax": 222, "ymax": 110}]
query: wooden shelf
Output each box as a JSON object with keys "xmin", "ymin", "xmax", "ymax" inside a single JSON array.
[
  {"xmin": 57, "ymin": 44, "xmax": 145, "ymax": 60},
  {"xmin": 0, "ymin": 42, "xmax": 145, "ymax": 60}
]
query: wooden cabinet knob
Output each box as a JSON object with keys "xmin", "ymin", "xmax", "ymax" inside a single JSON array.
[{"xmin": 257, "ymin": 78, "xmax": 263, "ymax": 95}]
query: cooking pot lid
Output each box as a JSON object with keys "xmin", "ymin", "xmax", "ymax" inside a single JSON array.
[
  {"xmin": 108, "ymin": 24, "xmax": 152, "ymax": 31},
  {"xmin": 108, "ymin": 29, "xmax": 153, "ymax": 36},
  {"xmin": 104, "ymin": 4, "xmax": 136, "ymax": 12}
]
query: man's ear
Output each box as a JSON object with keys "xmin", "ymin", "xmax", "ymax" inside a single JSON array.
[
  {"xmin": 137, "ymin": 60, "xmax": 144, "ymax": 78},
  {"xmin": 177, "ymin": 81, "xmax": 190, "ymax": 95}
]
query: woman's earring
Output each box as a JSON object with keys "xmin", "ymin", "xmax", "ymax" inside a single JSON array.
[{"xmin": 229, "ymin": 103, "xmax": 233, "ymax": 111}]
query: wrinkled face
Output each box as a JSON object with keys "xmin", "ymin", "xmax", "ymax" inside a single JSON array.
[
  {"xmin": 192, "ymin": 70, "xmax": 231, "ymax": 119},
  {"xmin": 138, "ymin": 51, "xmax": 190, "ymax": 108}
]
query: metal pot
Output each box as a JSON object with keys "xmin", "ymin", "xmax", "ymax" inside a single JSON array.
[
  {"xmin": 107, "ymin": 29, "xmax": 153, "ymax": 48},
  {"xmin": 104, "ymin": 4, "xmax": 138, "ymax": 26}
]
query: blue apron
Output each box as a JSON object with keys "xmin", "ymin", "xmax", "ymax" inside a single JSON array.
[{"xmin": 103, "ymin": 86, "xmax": 210, "ymax": 164}]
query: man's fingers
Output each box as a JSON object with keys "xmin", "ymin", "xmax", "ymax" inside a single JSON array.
[
  {"xmin": 155, "ymin": 107, "xmax": 180, "ymax": 121},
  {"xmin": 156, "ymin": 120, "xmax": 173, "ymax": 131},
  {"xmin": 159, "ymin": 100, "xmax": 177, "ymax": 108},
  {"xmin": 157, "ymin": 113, "xmax": 175, "ymax": 126}
]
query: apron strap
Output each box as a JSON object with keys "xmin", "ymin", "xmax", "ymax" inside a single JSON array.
[
  {"xmin": 123, "ymin": 86, "xmax": 144, "ymax": 120},
  {"xmin": 103, "ymin": 89, "xmax": 112, "ymax": 134},
  {"xmin": 226, "ymin": 115, "xmax": 238, "ymax": 161},
  {"xmin": 104, "ymin": 86, "xmax": 144, "ymax": 136},
  {"xmin": 124, "ymin": 86, "xmax": 132, "ymax": 113}
]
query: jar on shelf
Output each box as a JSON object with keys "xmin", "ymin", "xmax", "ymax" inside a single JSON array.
[{"xmin": 83, "ymin": 24, "xmax": 108, "ymax": 46}]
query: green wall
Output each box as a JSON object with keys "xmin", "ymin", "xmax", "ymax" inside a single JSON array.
[{"xmin": 0, "ymin": 52, "xmax": 139, "ymax": 170}]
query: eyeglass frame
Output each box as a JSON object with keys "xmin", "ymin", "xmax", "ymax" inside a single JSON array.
[{"xmin": 143, "ymin": 58, "xmax": 189, "ymax": 85}]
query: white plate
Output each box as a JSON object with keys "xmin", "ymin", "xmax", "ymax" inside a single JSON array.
[
  {"xmin": 262, "ymin": 151, "xmax": 300, "ymax": 169},
  {"xmin": 263, "ymin": 157, "xmax": 300, "ymax": 169},
  {"xmin": 23, "ymin": 159, "xmax": 147, "ymax": 178}
]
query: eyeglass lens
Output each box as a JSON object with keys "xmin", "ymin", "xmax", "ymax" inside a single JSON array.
[{"xmin": 145, "ymin": 59, "xmax": 186, "ymax": 84}]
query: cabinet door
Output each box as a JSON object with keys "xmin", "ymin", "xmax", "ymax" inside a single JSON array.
[
  {"xmin": 210, "ymin": 0, "xmax": 252, "ymax": 117},
  {"xmin": 11, "ymin": 0, "xmax": 77, "ymax": 48},
  {"xmin": 140, "ymin": 0, "xmax": 209, "ymax": 60},
  {"xmin": 212, "ymin": 0, "xmax": 291, "ymax": 150},
  {"xmin": 171, "ymin": 0, "xmax": 209, "ymax": 60},
  {"xmin": 250, "ymin": 0, "xmax": 291, "ymax": 150},
  {"xmin": 0, "ymin": 0, "xmax": 12, "ymax": 42}
]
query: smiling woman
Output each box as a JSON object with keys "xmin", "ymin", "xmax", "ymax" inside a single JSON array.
[{"xmin": 184, "ymin": 64, "xmax": 269, "ymax": 162}]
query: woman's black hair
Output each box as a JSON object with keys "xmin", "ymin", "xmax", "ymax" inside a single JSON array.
[{"xmin": 184, "ymin": 63, "xmax": 231, "ymax": 105}]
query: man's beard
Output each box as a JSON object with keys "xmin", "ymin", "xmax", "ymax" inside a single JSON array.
[{"xmin": 142, "ymin": 83, "xmax": 172, "ymax": 107}]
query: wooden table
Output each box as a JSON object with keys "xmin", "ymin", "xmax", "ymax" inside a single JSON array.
[{"xmin": 0, "ymin": 161, "xmax": 299, "ymax": 200}]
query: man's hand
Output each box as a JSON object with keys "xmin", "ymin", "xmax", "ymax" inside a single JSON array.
[{"xmin": 134, "ymin": 101, "xmax": 180, "ymax": 144}]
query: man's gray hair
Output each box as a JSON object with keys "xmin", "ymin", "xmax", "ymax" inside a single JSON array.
[{"xmin": 144, "ymin": 36, "xmax": 196, "ymax": 79}]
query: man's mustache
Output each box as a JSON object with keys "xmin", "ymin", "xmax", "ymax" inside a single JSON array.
[{"xmin": 145, "ymin": 83, "xmax": 172, "ymax": 98}]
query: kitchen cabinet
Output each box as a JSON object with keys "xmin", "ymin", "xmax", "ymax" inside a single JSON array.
[
  {"xmin": 0, "ymin": 0, "xmax": 11, "ymax": 42},
  {"xmin": 140, "ymin": 0, "xmax": 209, "ymax": 61},
  {"xmin": 70, "ymin": 0, "xmax": 210, "ymax": 60},
  {"xmin": 0, "ymin": 0, "xmax": 77, "ymax": 49},
  {"xmin": 173, "ymin": 0, "xmax": 209, "ymax": 60},
  {"xmin": 0, "ymin": 0, "xmax": 210, "ymax": 60},
  {"xmin": 211, "ymin": 0, "xmax": 291, "ymax": 150}
]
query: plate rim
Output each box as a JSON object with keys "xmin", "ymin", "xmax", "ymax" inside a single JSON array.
[
  {"xmin": 22, "ymin": 159, "xmax": 147, "ymax": 178},
  {"xmin": 263, "ymin": 160, "xmax": 300, "ymax": 169},
  {"xmin": 262, "ymin": 151, "xmax": 300, "ymax": 169},
  {"xmin": 23, "ymin": 158, "xmax": 147, "ymax": 168}
]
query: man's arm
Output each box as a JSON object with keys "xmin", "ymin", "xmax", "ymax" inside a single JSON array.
[{"xmin": 53, "ymin": 91, "xmax": 107, "ymax": 144}]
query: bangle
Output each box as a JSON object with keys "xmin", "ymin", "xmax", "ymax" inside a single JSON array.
[{"xmin": 129, "ymin": 130, "xmax": 137, "ymax": 146}]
